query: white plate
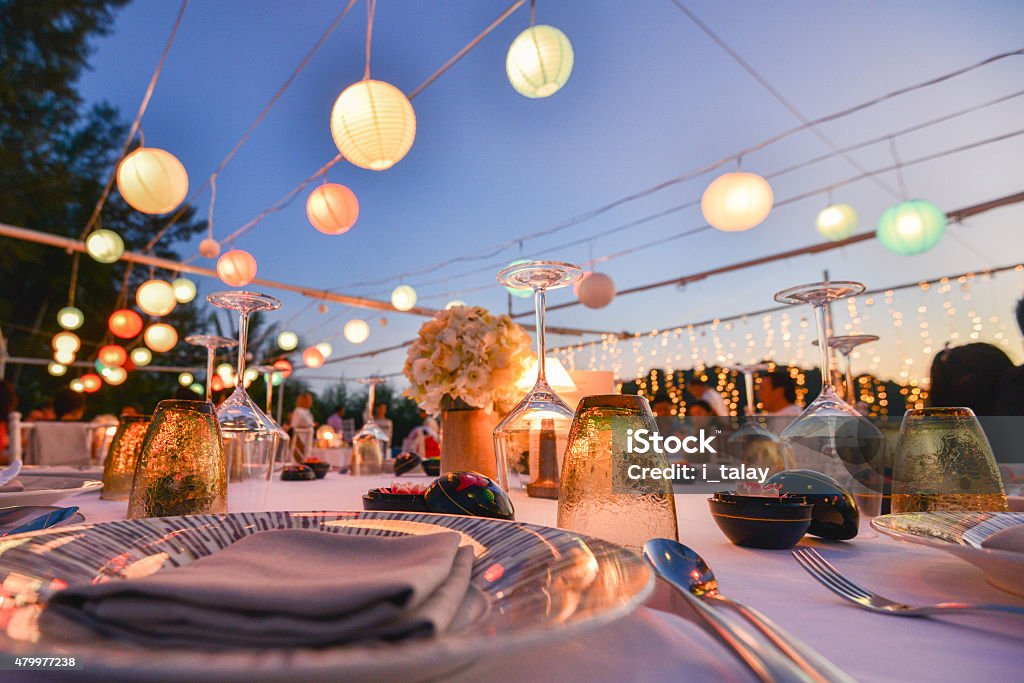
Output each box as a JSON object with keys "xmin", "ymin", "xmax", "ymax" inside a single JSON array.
[
  {"xmin": 0, "ymin": 472, "xmax": 103, "ymax": 507},
  {"xmin": 873, "ymin": 511, "xmax": 1024, "ymax": 596},
  {"xmin": 0, "ymin": 511, "xmax": 652, "ymax": 681}
]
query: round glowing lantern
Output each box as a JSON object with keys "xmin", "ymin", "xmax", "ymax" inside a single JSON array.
[
  {"xmin": 172, "ymin": 277, "xmax": 197, "ymax": 303},
  {"xmin": 391, "ymin": 284, "xmax": 417, "ymax": 311},
  {"xmin": 57, "ymin": 306, "xmax": 84, "ymax": 330},
  {"xmin": 315, "ymin": 341, "xmax": 333, "ymax": 359},
  {"xmin": 130, "ymin": 347, "xmax": 152, "ymax": 366},
  {"xmin": 98, "ymin": 344, "xmax": 127, "ymax": 367},
  {"xmin": 343, "ymin": 319, "xmax": 370, "ymax": 344},
  {"xmin": 273, "ymin": 358, "xmax": 293, "ymax": 378},
  {"xmin": 815, "ymin": 204, "xmax": 858, "ymax": 241},
  {"xmin": 199, "ymin": 238, "xmax": 221, "ymax": 259},
  {"xmin": 217, "ymin": 363, "xmax": 234, "ymax": 379},
  {"xmin": 109, "ymin": 309, "xmax": 144, "ymax": 338},
  {"xmin": 178, "ymin": 372, "xmax": 194, "ymax": 386},
  {"xmin": 116, "ymin": 147, "xmax": 189, "ymax": 215},
  {"xmin": 243, "ymin": 368, "xmax": 259, "ymax": 385},
  {"xmin": 506, "ymin": 25, "xmax": 574, "ymax": 99},
  {"xmin": 701, "ymin": 172, "xmax": 774, "ymax": 232},
  {"xmin": 52, "ymin": 331, "xmax": 81, "ymax": 354},
  {"xmin": 144, "ymin": 323, "xmax": 178, "ymax": 352},
  {"xmin": 189, "ymin": 383, "xmax": 204, "ymax": 395},
  {"xmin": 277, "ymin": 331, "xmax": 298, "ymax": 351},
  {"xmin": 577, "ymin": 272, "xmax": 616, "ymax": 309},
  {"xmin": 136, "ymin": 280, "xmax": 177, "ymax": 316},
  {"xmin": 80, "ymin": 373, "xmax": 102, "ymax": 393},
  {"xmin": 69, "ymin": 379, "xmax": 85, "ymax": 393},
  {"xmin": 211, "ymin": 375, "xmax": 225, "ymax": 392},
  {"xmin": 48, "ymin": 362, "xmax": 67, "ymax": 377},
  {"xmin": 217, "ymin": 249, "xmax": 258, "ymax": 287},
  {"xmin": 102, "ymin": 366, "xmax": 128, "ymax": 386},
  {"xmin": 54, "ymin": 348, "xmax": 75, "ymax": 365},
  {"xmin": 303, "ymin": 346, "xmax": 325, "ymax": 368},
  {"xmin": 271, "ymin": 372, "xmax": 284, "ymax": 386},
  {"xmin": 876, "ymin": 200, "xmax": 947, "ymax": 256},
  {"xmin": 85, "ymin": 229, "xmax": 124, "ymax": 264},
  {"xmin": 306, "ymin": 183, "xmax": 359, "ymax": 235},
  {"xmin": 445, "ymin": 300, "xmax": 467, "ymax": 310},
  {"xmin": 94, "ymin": 359, "xmax": 110, "ymax": 374},
  {"xmin": 330, "ymin": 80, "xmax": 416, "ymax": 171}
]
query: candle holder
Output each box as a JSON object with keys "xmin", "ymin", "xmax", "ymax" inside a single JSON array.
[{"xmin": 101, "ymin": 414, "xmax": 151, "ymax": 501}]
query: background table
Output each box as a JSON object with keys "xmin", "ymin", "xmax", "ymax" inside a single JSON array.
[{"xmin": 70, "ymin": 472, "xmax": 1024, "ymax": 682}]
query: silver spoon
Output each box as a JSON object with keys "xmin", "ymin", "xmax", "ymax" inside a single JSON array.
[{"xmin": 645, "ymin": 538, "xmax": 855, "ymax": 683}]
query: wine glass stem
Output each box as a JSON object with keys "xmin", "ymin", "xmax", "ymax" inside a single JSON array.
[
  {"xmin": 236, "ymin": 311, "xmax": 249, "ymax": 382},
  {"xmin": 812, "ymin": 302, "xmax": 834, "ymax": 392},
  {"xmin": 265, "ymin": 375, "xmax": 273, "ymax": 414},
  {"xmin": 366, "ymin": 382, "xmax": 376, "ymax": 419},
  {"xmin": 744, "ymin": 371, "xmax": 755, "ymax": 415},
  {"xmin": 534, "ymin": 287, "xmax": 547, "ymax": 383},
  {"xmin": 843, "ymin": 351, "xmax": 854, "ymax": 403},
  {"xmin": 205, "ymin": 347, "xmax": 215, "ymax": 403}
]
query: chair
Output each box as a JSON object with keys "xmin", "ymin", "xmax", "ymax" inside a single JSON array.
[
  {"xmin": 26, "ymin": 422, "xmax": 94, "ymax": 466},
  {"xmin": 290, "ymin": 426, "xmax": 314, "ymax": 462}
]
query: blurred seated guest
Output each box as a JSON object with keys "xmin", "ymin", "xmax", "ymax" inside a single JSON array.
[
  {"xmin": 289, "ymin": 393, "xmax": 316, "ymax": 462},
  {"xmin": 401, "ymin": 424, "xmax": 439, "ymax": 458},
  {"xmin": 995, "ymin": 297, "xmax": 1024, "ymax": 415},
  {"xmin": 685, "ymin": 376, "xmax": 727, "ymax": 416},
  {"xmin": 326, "ymin": 405, "xmax": 346, "ymax": 433},
  {"xmin": 26, "ymin": 399, "xmax": 55, "ymax": 422},
  {"xmin": 372, "ymin": 402, "xmax": 393, "ymax": 442},
  {"xmin": 928, "ymin": 342, "xmax": 1013, "ymax": 417},
  {"xmin": 686, "ymin": 400, "xmax": 715, "ymax": 417},
  {"xmin": 120, "ymin": 404, "xmax": 142, "ymax": 417},
  {"xmin": 0, "ymin": 379, "xmax": 16, "ymax": 456},
  {"xmin": 757, "ymin": 371, "xmax": 802, "ymax": 416},
  {"xmin": 419, "ymin": 408, "xmax": 439, "ymax": 434},
  {"xmin": 651, "ymin": 395, "xmax": 684, "ymax": 439},
  {"xmin": 54, "ymin": 389, "xmax": 85, "ymax": 421}
]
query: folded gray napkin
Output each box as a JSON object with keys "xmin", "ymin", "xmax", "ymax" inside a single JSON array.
[
  {"xmin": 981, "ymin": 525, "xmax": 1024, "ymax": 553},
  {"xmin": 0, "ymin": 478, "xmax": 24, "ymax": 493},
  {"xmin": 43, "ymin": 529, "xmax": 475, "ymax": 648}
]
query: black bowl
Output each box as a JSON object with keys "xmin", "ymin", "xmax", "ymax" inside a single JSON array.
[
  {"xmin": 421, "ymin": 458, "xmax": 441, "ymax": 477},
  {"xmin": 302, "ymin": 459, "xmax": 331, "ymax": 479},
  {"xmin": 393, "ymin": 452, "xmax": 423, "ymax": 476},
  {"xmin": 708, "ymin": 496, "xmax": 813, "ymax": 549},
  {"xmin": 362, "ymin": 488, "xmax": 432, "ymax": 513},
  {"xmin": 712, "ymin": 491, "xmax": 807, "ymax": 506},
  {"xmin": 766, "ymin": 470, "xmax": 860, "ymax": 540},
  {"xmin": 281, "ymin": 464, "xmax": 316, "ymax": 481}
]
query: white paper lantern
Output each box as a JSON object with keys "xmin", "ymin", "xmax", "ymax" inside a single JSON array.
[
  {"xmin": 343, "ymin": 319, "xmax": 370, "ymax": 344},
  {"xmin": 53, "ymin": 348, "xmax": 76, "ymax": 365},
  {"xmin": 307, "ymin": 183, "xmax": 359, "ymax": 235},
  {"xmin": 172, "ymin": 277, "xmax": 197, "ymax": 303},
  {"xmin": 315, "ymin": 341, "xmax": 333, "ymax": 359},
  {"xmin": 48, "ymin": 362, "xmax": 67, "ymax": 377},
  {"xmin": 103, "ymin": 366, "xmax": 128, "ymax": 385},
  {"xmin": 52, "ymin": 331, "xmax": 81, "ymax": 354},
  {"xmin": 56, "ymin": 306, "xmax": 84, "ymax": 330},
  {"xmin": 70, "ymin": 379, "xmax": 85, "ymax": 393},
  {"xmin": 199, "ymin": 238, "xmax": 221, "ymax": 259},
  {"xmin": 85, "ymin": 229, "xmax": 124, "ymax": 264},
  {"xmin": 391, "ymin": 285, "xmax": 417, "ymax": 311},
  {"xmin": 277, "ymin": 331, "xmax": 298, "ymax": 351},
  {"xmin": 506, "ymin": 25, "xmax": 574, "ymax": 99},
  {"xmin": 178, "ymin": 372, "xmax": 194, "ymax": 386},
  {"xmin": 701, "ymin": 172, "xmax": 774, "ymax": 232},
  {"xmin": 116, "ymin": 147, "xmax": 189, "ymax": 214},
  {"xmin": 136, "ymin": 280, "xmax": 177, "ymax": 316},
  {"xmin": 577, "ymin": 272, "xmax": 616, "ymax": 309},
  {"xmin": 330, "ymin": 80, "xmax": 416, "ymax": 171},
  {"xmin": 144, "ymin": 323, "xmax": 178, "ymax": 352},
  {"xmin": 217, "ymin": 363, "xmax": 234, "ymax": 379},
  {"xmin": 130, "ymin": 347, "xmax": 152, "ymax": 366},
  {"xmin": 445, "ymin": 300, "xmax": 467, "ymax": 310},
  {"xmin": 816, "ymin": 204, "xmax": 858, "ymax": 241}
]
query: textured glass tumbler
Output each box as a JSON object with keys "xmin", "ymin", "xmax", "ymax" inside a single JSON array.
[
  {"xmin": 128, "ymin": 400, "xmax": 227, "ymax": 519},
  {"xmin": 101, "ymin": 414, "xmax": 151, "ymax": 501},
  {"xmin": 892, "ymin": 407, "xmax": 1008, "ymax": 513},
  {"xmin": 557, "ymin": 395, "xmax": 678, "ymax": 551}
]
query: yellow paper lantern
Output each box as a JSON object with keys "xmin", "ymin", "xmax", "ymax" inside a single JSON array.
[
  {"xmin": 53, "ymin": 348, "xmax": 76, "ymax": 365},
  {"xmin": 136, "ymin": 279, "xmax": 177, "ymax": 316},
  {"xmin": 102, "ymin": 366, "xmax": 128, "ymax": 385},
  {"xmin": 52, "ymin": 331, "xmax": 81, "ymax": 354},
  {"xmin": 391, "ymin": 285, "xmax": 417, "ymax": 311},
  {"xmin": 85, "ymin": 229, "xmax": 124, "ymax": 263},
  {"xmin": 217, "ymin": 363, "xmax": 234, "ymax": 379},
  {"xmin": 56, "ymin": 306, "xmax": 84, "ymax": 330},
  {"xmin": 330, "ymin": 80, "xmax": 416, "ymax": 171},
  {"xmin": 48, "ymin": 362, "xmax": 67, "ymax": 377},
  {"xmin": 217, "ymin": 249, "xmax": 258, "ymax": 287},
  {"xmin": 70, "ymin": 379, "xmax": 85, "ymax": 393},
  {"xmin": 701, "ymin": 172, "xmax": 774, "ymax": 232},
  {"xmin": 277, "ymin": 331, "xmax": 298, "ymax": 351},
  {"xmin": 816, "ymin": 204, "xmax": 859, "ymax": 241},
  {"xmin": 315, "ymin": 341, "xmax": 333, "ymax": 359},
  {"xmin": 178, "ymin": 372, "xmax": 194, "ymax": 386},
  {"xmin": 199, "ymin": 238, "xmax": 221, "ymax": 259},
  {"xmin": 116, "ymin": 147, "xmax": 189, "ymax": 215},
  {"xmin": 343, "ymin": 319, "xmax": 370, "ymax": 344},
  {"xmin": 130, "ymin": 347, "xmax": 152, "ymax": 366},
  {"xmin": 506, "ymin": 25, "xmax": 574, "ymax": 99},
  {"xmin": 306, "ymin": 183, "xmax": 359, "ymax": 235},
  {"xmin": 144, "ymin": 323, "xmax": 178, "ymax": 352},
  {"xmin": 172, "ymin": 277, "xmax": 197, "ymax": 303}
]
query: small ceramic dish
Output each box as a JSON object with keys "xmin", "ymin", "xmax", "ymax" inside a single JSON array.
[
  {"xmin": 708, "ymin": 495, "xmax": 813, "ymax": 549},
  {"xmin": 301, "ymin": 459, "xmax": 331, "ymax": 479},
  {"xmin": 421, "ymin": 458, "xmax": 441, "ymax": 477},
  {"xmin": 281, "ymin": 464, "xmax": 316, "ymax": 481},
  {"xmin": 361, "ymin": 488, "xmax": 432, "ymax": 513}
]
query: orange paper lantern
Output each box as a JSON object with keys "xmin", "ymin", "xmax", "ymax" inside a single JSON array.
[
  {"xmin": 217, "ymin": 249, "xmax": 258, "ymax": 287},
  {"xmin": 98, "ymin": 344, "xmax": 128, "ymax": 367},
  {"xmin": 108, "ymin": 309, "xmax": 144, "ymax": 338},
  {"xmin": 273, "ymin": 358, "xmax": 293, "ymax": 379},
  {"xmin": 211, "ymin": 375, "xmax": 225, "ymax": 392},
  {"xmin": 80, "ymin": 373, "xmax": 102, "ymax": 393},
  {"xmin": 302, "ymin": 347, "xmax": 325, "ymax": 368},
  {"xmin": 306, "ymin": 183, "xmax": 359, "ymax": 235}
]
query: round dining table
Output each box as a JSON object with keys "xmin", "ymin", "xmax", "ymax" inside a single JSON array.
[{"xmin": 66, "ymin": 471, "xmax": 1024, "ymax": 682}]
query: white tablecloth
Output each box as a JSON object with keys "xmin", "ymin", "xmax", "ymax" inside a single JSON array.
[{"xmin": 69, "ymin": 473, "xmax": 1024, "ymax": 682}]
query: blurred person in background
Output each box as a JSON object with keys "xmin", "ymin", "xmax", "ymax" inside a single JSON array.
[
  {"xmin": 928, "ymin": 342, "xmax": 1013, "ymax": 416},
  {"xmin": 757, "ymin": 371, "xmax": 802, "ymax": 417},
  {"xmin": 0, "ymin": 379, "xmax": 16, "ymax": 457},
  {"xmin": 995, "ymin": 297, "xmax": 1024, "ymax": 415},
  {"xmin": 685, "ymin": 376, "xmax": 727, "ymax": 416},
  {"xmin": 54, "ymin": 389, "xmax": 85, "ymax": 421},
  {"xmin": 26, "ymin": 399, "xmax": 55, "ymax": 422}
]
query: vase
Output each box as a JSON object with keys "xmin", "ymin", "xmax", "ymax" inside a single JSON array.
[{"xmin": 440, "ymin": 407, "xmax": 501, "ymax": 479}]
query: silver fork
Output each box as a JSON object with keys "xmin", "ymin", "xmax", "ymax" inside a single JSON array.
[{"xmin": 792, "ymin": 547, "xmax": 1024, "ymax": 618}]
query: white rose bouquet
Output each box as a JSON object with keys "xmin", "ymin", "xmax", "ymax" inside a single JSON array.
[{"xmin": 403, "ymin": 305, "xmax": 532, "ymax": 414}]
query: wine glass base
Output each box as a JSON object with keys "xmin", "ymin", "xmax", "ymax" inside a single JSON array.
[
  {"xmin": 497, "ymin": 260, "xmax": 583, "ymax": 292},
  {"xmin": 773, "ymin": 281, "xmax": 865, "ymax": 306},
  {"xmin": 185, "ymin": 334, "xmax": 238, "ymax": 350},
  {"xmin": 827, "ymin": 334, "xmax": 879, "ymax": 355},
  {"xmin": 208, "ymin": 291, "xmax": 282, "ymax": 314}
]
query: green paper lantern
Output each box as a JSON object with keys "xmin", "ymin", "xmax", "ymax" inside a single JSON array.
[
  {"xmin": 815, "ymin": 204, "xmax": 858, "ymax": 241},
  {"xmin": 876, "ymin": 200, "xmax": 946, "ymax": 255}
]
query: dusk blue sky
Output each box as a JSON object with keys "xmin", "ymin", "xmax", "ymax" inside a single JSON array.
[{"xmin": 76, "ymin": 0, "xmax": 1024, "ymax": 387}]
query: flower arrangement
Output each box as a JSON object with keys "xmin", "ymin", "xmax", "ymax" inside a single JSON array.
[{"xmin": 403, "ymin": 305, "xmax": 532, "ymax": 413}]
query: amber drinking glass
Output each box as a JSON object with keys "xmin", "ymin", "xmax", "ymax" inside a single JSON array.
[
  {"xmin": 127, "ymin": 400, "xmax": 227, "ymax": 519},
  {"xmin": 557, "ymin": 395, "xmax": 678, "ymax": 551},
  {"xmin": 892, "ymin": 407, "xmax": 1008, "ymax": 513},
  {"xmin": 101, "ymin": 414, "xmax": 152, "ymax": 501}
]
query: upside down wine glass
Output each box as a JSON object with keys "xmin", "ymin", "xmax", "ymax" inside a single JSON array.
[
  {"xmin": 493, "ymin": 260, "xmax": 583, "ymax": 497},
  {"xmin": 725, "ymin": 363, "xmax": 784, "ymax": 476},
  {"xmin": 351, "ymin": 377, "xmax": 389, "ymax": 476},
  {"xmin": 208, "ymin": 291, "xmax": 282, "ymax": 511},
  {"xmin": 184, "ymin": 334, "xmax": 238, "ymax": 403},
  {"xmin": 829, "ymin": 334, "xmax": 879, "ymax": 405},
  {"xmin": 774, "ymin": 282, "xmax": 885, "ymax": 522},
  {"xmin": 251, "ymin": 364, "xmax": 291, "ymax": 466}
]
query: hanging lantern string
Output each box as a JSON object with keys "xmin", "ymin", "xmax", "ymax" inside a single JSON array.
[
  {"xmin": 77, "ymin": 0, "xmax": 189, "ymax": 242},
  {"xmin": 341, "ymin": 51, "xmax": 1024, "ymax": 292},
  {"xmin": 143, "ymin": 0, "xmax": 360, "ymax": 254},
  {"xmin": 529, "ymin": 0, "xmax": 536, "ymax": 26},
  {"xmin": 363, "ymin": 0, "xmax": 376, "ymax": 80},
  {"xmin": 887, "ymin": 137, "xmax": 910, "ymax": 201},
  {"xmin": 67, "ymin": 253, "xmax": 80, "ymax": 308},
  {"xmin": 207, "ymin": 174, "xmax": 217, "ymax": 241}
]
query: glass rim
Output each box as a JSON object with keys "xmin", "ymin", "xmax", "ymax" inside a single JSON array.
[
  {"xmin": 118, "ymin": 414, "xmax": 152, "ymax": 423},
  {"xmin": 155, "ymin": 398, "xmax": 216, "ymax": 414},
  {"xmin": 903, "ymin": 406, "xmax": 977, "ymax": 419},
  {"xmin": 577, "ymin": 394, "xmax": 650, "ymax": 411}
]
